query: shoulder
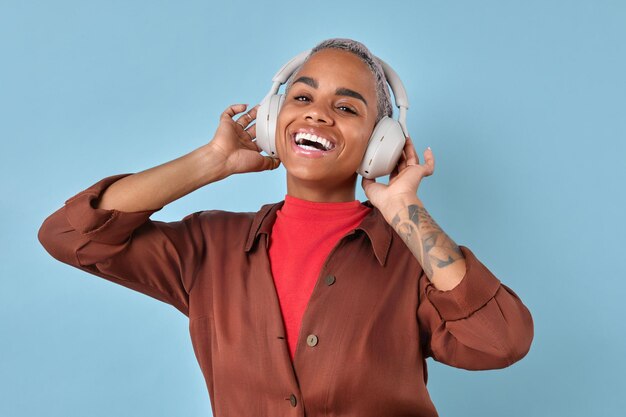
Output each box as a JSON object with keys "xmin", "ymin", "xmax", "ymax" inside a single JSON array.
[
  {"xmin": 187, "ymin": 209, "xmax": 256, "ymax": 229},
  {"xmin": 186, "ymin": 201, "xmax": 282, "ymax": 235}
]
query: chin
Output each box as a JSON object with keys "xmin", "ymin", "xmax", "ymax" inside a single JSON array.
[
  {"xmin": 284, "ymin": 165, "xmax": 329, "ymax": 183},
  {"xmin": 286, "ymin": 165, "xmax": 358, "ymax": 187}
]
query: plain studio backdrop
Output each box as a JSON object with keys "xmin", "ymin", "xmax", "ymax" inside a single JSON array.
[{"xmin": 1, "ymin": 1, "xmax": 624, "ymax": 416}]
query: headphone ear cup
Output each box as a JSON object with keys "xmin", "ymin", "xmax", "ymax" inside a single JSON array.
[
  {"xmin": 255, "ymin": 94, "xmax": 284, "ymax": 157},
  {"xmin": 357, "ymin": 116, "xmax": 406, "ymax": 179}
]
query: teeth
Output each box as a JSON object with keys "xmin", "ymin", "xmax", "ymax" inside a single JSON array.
[{"xmin": 294, "ymin": 132, "xmax": 334, "ymax": 151}]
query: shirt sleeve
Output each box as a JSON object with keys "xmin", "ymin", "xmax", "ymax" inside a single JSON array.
[
  {"xmin": 37, "ymin": 174, "xmax": 205, "ymax": 316},
  {"xmin": 416, "ymin": 245, "xmax": 534, "ymax": 370}
]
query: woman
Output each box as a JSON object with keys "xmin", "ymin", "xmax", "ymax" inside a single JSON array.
[{"xmin": 38, "ymin": 38, "xmax": 534, "ymax": 416}]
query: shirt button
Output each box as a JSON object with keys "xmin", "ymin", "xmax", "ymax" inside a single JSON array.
[
  {"xmin": 289, "ymin": 394, "xmax": 297, "ymax": 407},
  {"xmin": 325, "ymin": 275, "xmax": 336, "ymax": 286},
  {"xmin": 306, "ymin": 334, "xmax": 319, "ymax": 347}
]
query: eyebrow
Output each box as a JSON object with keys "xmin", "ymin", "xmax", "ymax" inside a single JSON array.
[{"xmin": 293, "ymin": 76, "xmax": 368, "ymax": 106}]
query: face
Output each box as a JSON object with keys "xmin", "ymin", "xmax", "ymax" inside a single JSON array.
[{"xmin": 275, "ymin": 48, "xmax": 378, "ymax": 199}]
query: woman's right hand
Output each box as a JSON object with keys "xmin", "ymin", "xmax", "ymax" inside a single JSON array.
[{"xmin": 206, "ymin": 103, "xmax": 281, "ymax": 179}]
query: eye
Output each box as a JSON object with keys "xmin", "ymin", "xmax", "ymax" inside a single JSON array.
[
  {"xmin": 294, "ymin": 95, "xmax": 311, "ymax": 102},
  {"xmin": 337, "ymin": 105, "xmax": 357, "ymax": 115}
]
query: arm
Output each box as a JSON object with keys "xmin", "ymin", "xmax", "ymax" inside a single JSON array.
[
  {"xmin": 38, "ymin": 104, "xmax": 279, "ymax": 315},
  {"xmin": 96, "ymin": 104, "xmax": 278, "ymax": 212},
  {"xmin": 37, "ymin": 174, "xmax": 204, "ymax": 315},
  {"xmin": 384, "ymin": 196, "xmax": 465, "ymax": 291},
  {"xmin": 380, "ymin": 197, "xmax": 533, "ymax": 369},
  {"xmin": 362, "ymin": 138, "xmax": 534, "ymax": 369}
]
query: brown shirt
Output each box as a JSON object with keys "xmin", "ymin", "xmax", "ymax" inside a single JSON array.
[{"xmin": 38, "ymin": 173, "xmax": 534, "ymax": 417}]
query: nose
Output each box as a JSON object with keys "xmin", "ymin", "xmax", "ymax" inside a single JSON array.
[{"xmin": 304, "ymin": 101, "xmax": 334, "ymax": 125}]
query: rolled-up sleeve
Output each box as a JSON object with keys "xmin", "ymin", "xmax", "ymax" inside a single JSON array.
[
  {"xmin": 417, "ymin": 245, "xmax": 534, "ymax": 370},
  {"xmin": 38, "ymin": 174, "xmax": 205, "ymax": 316}
]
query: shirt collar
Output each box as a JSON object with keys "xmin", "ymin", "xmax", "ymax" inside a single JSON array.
[{"xmin": 244, "ymin": 200, "xmax": 393, "ymax": 266}]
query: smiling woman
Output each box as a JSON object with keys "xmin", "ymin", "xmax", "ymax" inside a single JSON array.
[
  {"xmin": 37, "ymin": 37, "xmax": 534, "ymax": 417},
  {"xmin": 276, "ymin": 48, "xmax": 381, "ymax": 201}
]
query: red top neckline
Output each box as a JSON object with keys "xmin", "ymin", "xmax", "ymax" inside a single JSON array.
[{"xmin": 281, "ymin": 194, "xmax": 368, "ymax": 221}]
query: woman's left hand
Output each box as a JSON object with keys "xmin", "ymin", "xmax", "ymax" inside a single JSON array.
[{"xmin": 361, "ymin": 136, "xmax": 435, "ymax": 211}]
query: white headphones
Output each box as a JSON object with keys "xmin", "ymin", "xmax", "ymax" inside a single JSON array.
[{"xmin": 256, "ymin": 49, "xmax": 410, "ymax": 179}]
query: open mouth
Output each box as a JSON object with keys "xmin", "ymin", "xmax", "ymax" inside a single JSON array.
[{"xmin": 293, "ymin": 132, "xmax": 336, "ymax": 152}]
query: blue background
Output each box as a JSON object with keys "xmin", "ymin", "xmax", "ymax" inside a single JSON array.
[{"xmin": 1, "ymin": 0, "xmax": 625, "ymax": 416}]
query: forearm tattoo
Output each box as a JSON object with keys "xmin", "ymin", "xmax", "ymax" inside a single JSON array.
[{"xmin": 391, "ymin": 204, "xmax": 463, "ymax": 279}]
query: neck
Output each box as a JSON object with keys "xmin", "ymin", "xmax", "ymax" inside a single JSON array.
[{"xmin": 286, "ymin": 174, "xmax": 358, "ymax": 202}]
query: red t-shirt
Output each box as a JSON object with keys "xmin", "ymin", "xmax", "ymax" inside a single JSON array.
[{"xmin": 268, "ymin": 195, "xmax": 372, "ymax": 362}]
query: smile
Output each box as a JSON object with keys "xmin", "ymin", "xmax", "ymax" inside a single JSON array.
[{"xmin": 293, "ymin": 132, "xmax": 336, "ymax": 152}]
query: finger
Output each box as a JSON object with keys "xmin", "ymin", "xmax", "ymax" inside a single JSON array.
[
  {"xmin": 239, "ymin": 124, "xmax": 258, "ymax": 149},
  {"xmin": 257, "ymin": 156, "xmax": 281, "ymax": 171},
  {"xmin": 361, "ymin": 176, "xmax": 373, "ymax": 185},
  {"xmin": 246, "ymin": 124, "xmax": 257, "ymax": 139},
  {"xmin": 240, "ymin": 134, "xmax": 259, "ymax": 151},
  {"xmin": 361, "ymin": 176, "xmax": 382, "ymax": 200},
  {"xmin": 404, "ymin": 137, "xmax": 420, "ymax": 165},
  {"xmin": 423, "ymin": 147, "xmax": 435, "ymax": 175},
  {"xmin": 221, "ymin": 103, "xmax": 248, "ymax": 121},
  {"xmin": 235, "ymin": 104, "xmax": 260, "ymax": 128},
  {"xmin": 397, "ymin": 160, "xmax": 407, "ymax": 174},
  {"xmin": 389, "ymin": 163, "xmax": 400, "ymax": 181},
  {"xmin": 397, "ymin": 150, "xmax": 408, "ymax": 172},
  {"xmin": 246, "ymin": 155, "xmax": 274, "ymax": 172},
  {"xmin": 235, "ymin": 111, "xmax": 254, "ymax": 128},
  {"xmin": 242, "ymin": 128, "xmax": 263, "ymax": 153},
  {"xmin": 247, "ymin": 104, "xmax": 260, "ymax": 120}
]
